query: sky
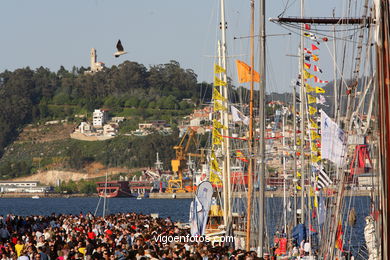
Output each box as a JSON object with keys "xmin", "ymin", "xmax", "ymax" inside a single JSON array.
[{"xmin": 0, "ymin": 0, "xmax": 365, "ymax": 93}]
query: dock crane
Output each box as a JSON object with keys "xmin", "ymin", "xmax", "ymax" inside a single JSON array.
[{"xmin": 166, "ymin": 128, "xmax": 204, "ymax": 193}]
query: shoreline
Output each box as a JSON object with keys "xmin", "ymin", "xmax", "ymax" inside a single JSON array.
[{"xmin": 0, "ymin": 189, "xmax": 373, "ymax": 198}]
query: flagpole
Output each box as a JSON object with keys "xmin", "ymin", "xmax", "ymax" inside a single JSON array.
[
  {"xmin": 246, "ymin": 0, "xmax": 255, "ymax": 251},
  {"xmin": 217, "ymin": 40, "xmax": 228, "ymax": 225},
  {"xmin": 299, "ymin": 0, "xmax": 306, "ymax": 225},
  {"xmin": 293, "ymin": 82, "xmax": 298, "ymax": 227},
  {"xmin": 258, "ymin": 0, "xmax": 266, "ymax": 256},
  {"xmin": 332, "ymin": 9, "xmax": 338, "ymax": 121},
  {"xmin": 282, "ymin": 111, "xmax": 287, "ymax": 234},
  {"xmin": 219, "ymin": 0, "xmax": 231, "ymax": 229}
]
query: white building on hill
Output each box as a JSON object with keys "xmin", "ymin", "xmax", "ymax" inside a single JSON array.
[
  {"xmin": 85, "ymin": 48, "xmax": 105, "ymax": 74},
  {"xmin": 93, "ymin": 109, "xmax": 109, "ymax": 128}
]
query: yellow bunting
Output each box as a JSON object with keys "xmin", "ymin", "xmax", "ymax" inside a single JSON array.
[
  {"xmin": 315, "ymin": 87, "xmax": 325, "ymax": 93},
  {"xmin": 309, "ymin": 118, "xmax": 318, "ymax": 129},
  {"xmin": 213, "ymin": 119, "xmax": 227, "ymax": 130},
  {"xmin": 212, "ymin": 128, "xmax": 223, "ymax": 145},
  {"xmin": 214, "ymin": 64, "xmax": 226, "ymax": 74},
  {"xmin": 211, "ymin": 157, "xmax": 221, "ymax": 172},
  {"xmin": 311, "ymin": 154, "xmax": 321, "ymax": 163},
  {"xmin": 214, "ymin": 76, "xmax": 227, "ymax": 86},
  {"xmin": 309, "ymin": 106, "xmax": 318, "ymax": 115},
  {"xmin": 311, "ymin": 143, "xmax": 320, "ymax": 152},
  {"xmin": 311, "ymin": 130, "xmax": 321, "ymax": 140},
  {"xmin": 214, "ymin": 101, "xmax": 227, "ymax": 111},
  {"xmin": 306, "ymin": 84, "xmax": 316, "ymax": 92},
  {"xmin": 210, "ymin": 171, "xmax": 222, "ymax": 184},
  {"xmin": 212, "ymin": 88, "xmax": 227, "ymax": 101},
  {"xmin": 304, "ymin": 70, "xmax": 314, "ymax": 79},
  {"xmin": 307, "ymin": 94, "xmax": 316, "ymax": 104}
]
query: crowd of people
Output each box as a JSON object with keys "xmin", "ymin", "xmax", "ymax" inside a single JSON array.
[{"xmin": 0, "ymin": 212, "xmax": 268, "ymax": 260}]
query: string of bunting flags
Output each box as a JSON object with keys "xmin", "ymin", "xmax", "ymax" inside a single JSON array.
[
  {"xmin": 209, "ymin": 64, "xmax": 228, "ymax": 185},
  {"xmin": 294, "ymin": 26, "xmax": 332, "ymax": 201}
]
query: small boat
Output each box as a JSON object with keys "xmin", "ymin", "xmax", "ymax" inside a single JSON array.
[
  {"xmin": 31, "ymin": 195, "xmax": 40, "ymax": 199},
  {"xmin": 136, "ymin": 196, "xmax": 142, "ymax": 200}
]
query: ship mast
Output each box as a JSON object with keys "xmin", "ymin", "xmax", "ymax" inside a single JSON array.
[
  {"xmin": 246, "ymin": 0, "xmax": 255, "ymax": 251},
  {"xmin": 376, "ymin": 0, "xmax": 390, "ymax": 257},
  {"xmin": 219, "ymin": 0, "xmax": 232, "ymax": 228},
  {"xmin": 257, "ymin": 0, "xmax": 266, "ymax": 255},
  {"xmin": 299, "ymin": 0, "xmax": 306, "ymax": 225}
]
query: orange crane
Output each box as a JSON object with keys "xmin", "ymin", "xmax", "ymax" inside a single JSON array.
[{"xmin": 166, "ymin": 128, "xmax": 204, "ymax": 193}]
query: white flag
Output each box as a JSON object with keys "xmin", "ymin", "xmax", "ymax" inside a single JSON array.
[
  {"xmin": 321, "ymin": 110, "xmax": 346, "ymax": 166},
  {"xmin": 316, "ymin": 95, "xmax": 327, "ymax": 105},
  {"xmin": 231, "ymin": 105, "xmax": 249, "ymax": 125}
]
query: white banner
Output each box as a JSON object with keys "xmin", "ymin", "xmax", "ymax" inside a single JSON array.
[
  {"xmin": 196, "ymin": 181, "xmax": 213, "ymax": 236},
  {"xmin": 321, "ymin": 110, "xmax": 346, "ymax": 167},
  {"xmin": 231, "ymin": 105, "xmax": 249, "ymax": 125}
]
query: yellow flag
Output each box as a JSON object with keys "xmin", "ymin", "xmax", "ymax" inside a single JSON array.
[
  {"xmin": 314, "ymin": 195, "xmax": 318, "ymax": 208},
  {"xmin": 307, "ymin": 94, "xmax": 316, "ymax": 104},
  {"xmin": 210, "ymin": 171, "xmax": 222, "ymax": 184},
  {"xmin": 212, "ymin": 128, "xmax": 223, "ymax": 145},
  {"xmin": 309, "ymin": 106, "xmax": 317, "ymax": 115},
  {"xmin": 311, "ymin": 154, "xmax": 321, "ymax": 163},
  {"xmin": 312, "ymin": 54, "xmax": 319, "ymax": 61},
  {"xmin": 214, "ymin": 101, "xmax": 227, "ymax": 111},
  {"xmin": 296, "ymin": 185, "xmax": 302, "ymax": 190},
  {"xmin": 212, "ymin": 88, "xmax": 226, "ymax": 101},
  {"xmin": 311, "ymin": 143, "xmax": 319, "ymax": 152},
  {"xmin": 309, "ymin": 118, "xmax": 318, "ymax": 129},
  {"xmin": 297, "ymin": 171, "xmax": 301, "ymax": 177},
  {"xmin": 214, "ymin": 64, "xmax": 226, "ymax": 74},
  {"xmin": 213, "ymin": 119, "xmax": 227, "ymax": 130},
  {"xmin": 214, "ymin": 76, "xmax": 227, "ymax": 86},
  {"xmin": 311, "ymin": 130, "xmax": 321, "ymax": 140},
  {"xmin": 306, "ymin": 84, "xmax": 316, "ymax": 92},
  {"xmin": 304, "ymin": 70, "xmax": 314, "ymax": 79},
  {"xmin": 315, "ymin": 87, "xmax": 325, "ymax": 93},
  {"xmin": 296, "ymin": 138, "xmax": 301, "ymax": 146},
  {"xmin": 211, "ymin": 157, "xmax": 221, "ymax": 172}
]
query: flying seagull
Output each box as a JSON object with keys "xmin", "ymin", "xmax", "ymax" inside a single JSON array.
[{"xmin": 114, "ymin": 40, "xmax": 127, "ymax": 57}]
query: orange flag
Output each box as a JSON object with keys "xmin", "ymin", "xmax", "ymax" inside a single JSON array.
[{"xmin": 236, "ymin": 60, "xmax": 260, "ymax": 83}]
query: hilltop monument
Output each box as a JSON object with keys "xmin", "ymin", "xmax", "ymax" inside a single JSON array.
[{"xmin": 86, "ymin": 48, "xmax": 105, "ymax": 74}]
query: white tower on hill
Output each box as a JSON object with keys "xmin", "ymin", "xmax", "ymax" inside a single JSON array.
[{"xmin": 86, "ymin": 48, "xmax": 104, "ymax": 74}]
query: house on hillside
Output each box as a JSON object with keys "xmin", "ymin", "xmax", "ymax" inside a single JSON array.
[
  {"xmin": 133, "ymin": 121, "xmax": 172, "ymax": 136},
  {"xmin": 103, "ymin": 124, "xmax": 118, "ymax": 136},
  {"xmin": 75, "ymin": 122, "xmax": 93, "ymax": 134},
  {"xmin": 93, "ymin": 109, "xmax": 109, "ymax": 128}
]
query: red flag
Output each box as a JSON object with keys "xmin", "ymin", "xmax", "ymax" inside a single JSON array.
[
  {"xmin": 336, "ymin": 222, "xmax": 344, "ymax": 252},
  {"xmin": 322, "ymin": 37, "xmax": 328, "ymax": 42},
  {"xmin": 313, "ymin": 65, "xmax": 323, "ymax": 73},
  {"xmin": 311, "ymin": 44, "xmax": 319, "ymax": 51},
  {"xmin": 314, "ymin": 76, "xmax": 328, "ymax": 83},
  {"xmin": 304, "ymin": 63, "xmax": 311, "ymax": 69},
  {"xmin": 309, "ymin": 224, "xmax": 317, "ymax": 233},
  {"xmin": 235, "ymin": 150, "xmax": 249, "ymax": 163},
  {"xmin": 312, "ymin": 208, "xmax": 317, "ymax": 219},
  {"xmin": 304, "ymin": 48, "xmax": 312, "ymax": 54},
  {"xmin": 305, "ymin": 24, "xmax": 311, "ymax": 30}
]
